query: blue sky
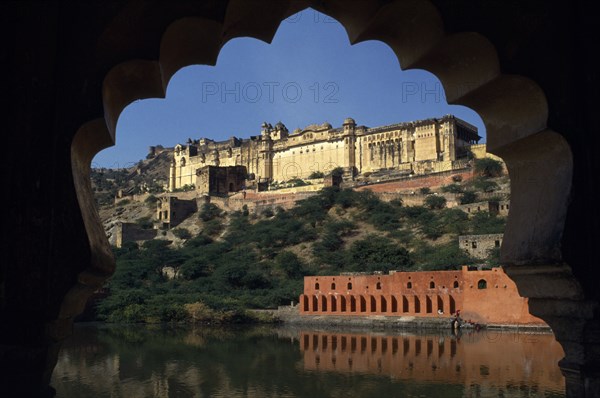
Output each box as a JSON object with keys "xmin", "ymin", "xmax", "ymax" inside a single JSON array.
[{"xmin": 92, "ymin": 8, "xmax": 485, "ymax": 169}]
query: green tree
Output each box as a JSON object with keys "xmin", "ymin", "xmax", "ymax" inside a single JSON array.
[
  {"xmin": 348, "ymin": 235, "xmax": 413, "ymax": 273},
  {"xmin": 439, "ymin": 208, "xmax": 470, "ymax": 235},
  {"xmin": 329, "ymin": 167, "xmax": 344, "ymax": 177},
  {"xmin": 203, "ymin": 219, "xmax": 223, "ymax": 236},
  {"xmin": 144, "ymin": 194, "xmax": 158, "ymax": 208},
  {"xmin": 172, "ymin": 228, "xmax": 192, "ymax": 240},
  {"xmin": 441, "ymin": 183, "xmax": 463, "ymax": 193},
  {"xmin": 472, "ymin": 177, "xmax": 499, "ymax": 192},
  {"xmin": 471, "ymin": 211, "xmax": 506, "ymax": 234},
  {"xmin": 474, "ymin": 158, "xmax": 503, "ymax": 178},
  {"xmin": 485, "ymin": 246, "xmax": 501, "ymax": 268},
  {"xmin": 287, "ymin": 178, "xmax": 308, "ymax": 187},
  {"xmin": 424, "ymin": 195, "xmax": 447, "ymax": 209},
  {"xmin": 136, "ymin": 216, "xmax": 154, "ymax": 229},
  {"xmin": 416, "ymin": 210, "xmax": 444, "ymax": 240},
  {"xmin": 459, "ymin": 191, "xmax": 478, "ymax": 204},
  {"xmin": 411, "ymin": 241, "xmax": 476, "ymax": 270},
  {"xmin": 274, "ymin": 251, "xmax": 305, "ymax": 279},
  {"xmin": 199, "ymin": 203, "xmax": 222, "ymax": 221}
]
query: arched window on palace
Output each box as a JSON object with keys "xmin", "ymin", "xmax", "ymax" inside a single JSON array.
[
  {"xmin": 453, "ymin": 281, "xmax": 459, "ymax": 289},
  {"xmin": 331, "ymin": 283, "xmax": 336, "ymax": 290},
  {"xmin": 429, "ymin": 281, "xmax": 435, "ymax": 289},
  {"xmin": 347, "ymin": 282, "xmax": 352, "ymax": 290},
  {"xmin": 407, "ymin": 282, "xmax": 412, "ymax": 289},
  {"xmin": 376, "ymin": 282, "xmax": 382, "ymax": 290},
  {"xmin": 477, "ymin": 279, "xmax": 487, "ymax": 289},
  {"xmin": 315, "ymin": 283, "xmax": 320, "ymax": 290}
]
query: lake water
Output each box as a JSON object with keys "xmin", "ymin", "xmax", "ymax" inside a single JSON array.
[{"xmin": 51, "ymin": 323, "xmax": 566, "ymax": 397}]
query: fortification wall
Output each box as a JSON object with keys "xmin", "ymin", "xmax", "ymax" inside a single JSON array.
[
  {"xmin": 114, "ymin": 222, "xmax": 157, "ymax": 248},
  {"xmin": 355, "ymin": 168, "xmax": 475, "ymax": 193},
  {"xmin": 459, "ymin": 234, "xmax": 504, "ymax": 259}
]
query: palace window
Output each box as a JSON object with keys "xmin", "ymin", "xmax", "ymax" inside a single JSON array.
[
  {"xmin": 477, "ymin": 279, "xmax": 487, "ymax": 289},
  {"xmin": 315, "ymin": 283, "xmax": 320, "ymax": 290}
]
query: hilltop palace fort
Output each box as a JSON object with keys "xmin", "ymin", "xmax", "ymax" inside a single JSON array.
[{"xmin": 168, "ymin": 115, "xmax": 482, "ymax": 192}]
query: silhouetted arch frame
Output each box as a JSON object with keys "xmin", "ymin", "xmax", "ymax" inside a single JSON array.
[{"xmin": 69, "ymin": 0, "xmax": 576, "ymax": 326}]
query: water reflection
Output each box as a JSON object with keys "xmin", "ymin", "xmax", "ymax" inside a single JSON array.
[
  {"xmin": 51, "ymin": 324, "xmax": 565, "ymax": 397},
  {"xmin": 298, "ymin": 329, "xmax": 565, "ymax": 396}
]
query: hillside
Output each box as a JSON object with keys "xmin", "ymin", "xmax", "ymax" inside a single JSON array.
[
  {"xmin": 90, "ymin": 159, "xmax": 509, "ymax": 323},
  {"xmin": 91, "ymin": 149, "xmax": 172, "ymax": 206}
]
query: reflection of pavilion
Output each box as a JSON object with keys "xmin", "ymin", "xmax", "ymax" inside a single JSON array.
[{"xmin": 299, "ymin": 330, "xmax": 565, "ymax": 394}]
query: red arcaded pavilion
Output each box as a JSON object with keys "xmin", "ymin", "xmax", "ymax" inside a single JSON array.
[{"xmin": 300, "ymin": 266, "xmax": 546, "ymax": 326}]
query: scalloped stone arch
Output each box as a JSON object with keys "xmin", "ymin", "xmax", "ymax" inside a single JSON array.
[{"xmin": 67, "ymin": 0, "xmax": 591, "ymax": 396}]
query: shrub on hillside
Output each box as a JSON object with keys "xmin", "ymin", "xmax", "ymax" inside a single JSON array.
[
  {"xmin": 287, "ymin": 178, "xmax": 308, "ymax": 187},
  {"xmin": 185, "ymin": 234, "xmax": 213, "ymax": 247},
  {"xmin": 348, "ymin": 235, "xmax": 413, "ymax": 273},
  {"xmin": 202, "ymin": 219, "xmax": 223, "ymax": 236},
  {"xmin": 329, "ymin": 167, "xmax": 345, "ymax": 177},
  {"xmin": 439, "ymin": 208, "xmax": 470, "ymax": 235},
  {"xmin": 144, "ymin": 194, "xmax": 158, "ymax": 206},
  {"xmin": 416, "ymin": 211, "xmax": 444, "ymax": 240},
  {"xmin": 389, "ymin": 198, "xmax": 403, "ymax": 207},
  {"xmin": 474, "ymin": 158, "xmax": 503, "ymax": 178},
  {"xmin": 262, "ymin": 207, "xmax": 274, "ymax": 218},
  {"xmin": 274, "ymin": 251, "xmax": 306, "ymax": 279},
  {"xmin": 312, "ymin": 220, "xmax": 356, "ymax": 257},
  {"xmin": 184, "ymin": 302, "xmax": 216, "ymax": 323},
  {"xmin": 136, "ymin": 216, "xmax": 153, "ymax": 229},
  {"xmin": 424, "ymin": 195, "xmax": 447, "ymax": 209},
  {"xmin": 470, "ymin": 211, "xmax": 506, "ymax": 234},
  {"xmin": 471, "ymin": 178, "xmax": 499, "ymax": 192},
  {"xmin": 199, "ymin": 203, "xmax": 222, "ymax": 221},
  {"xmin": 441, "ymin": 183, "xmax": 463, "ymax": 193},
  {"xmin": 398, "ymin": 205, "xmax": 430, "ymax": 221},
  {"xmin": 411, "ymin": 241, "xmax": 476, "ymax": 271},
  {"xmin": 459, "ymin": 191, "xmax": 478, "ymax": 204},
  {"xmin": 308, "ymin": 171, "xmax": 325, "ymax": 179},
  {"xmin": 172, "ymin": 228, "xmax": 192, "ymax": 240}
]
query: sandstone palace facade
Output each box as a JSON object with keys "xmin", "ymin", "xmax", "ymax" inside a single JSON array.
[{"xmin": 168, "ymin": 115, "xmax": 481, "ymax": 191}]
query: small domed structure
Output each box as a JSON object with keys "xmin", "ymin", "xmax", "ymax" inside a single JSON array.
[{"xmin": 343, "ymin": 117, "xmax": 356, "ymax": 125}]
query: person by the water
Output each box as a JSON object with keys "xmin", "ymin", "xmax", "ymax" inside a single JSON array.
[{"xmin": 452, "ymin": 310, "xmax": 462, "ymax": 330}]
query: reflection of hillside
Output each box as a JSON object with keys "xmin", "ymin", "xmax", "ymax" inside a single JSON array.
[
  {"xmin": 52, "ymin": 325, "xmax": 565, "ymax": 397},
  {"xmin": 299, "ymin": 330, "xmax": 565, "ymax": 395},
  {"xmin": 52, "ymin": 325, "xmax": 304, "ymax": 398}
]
